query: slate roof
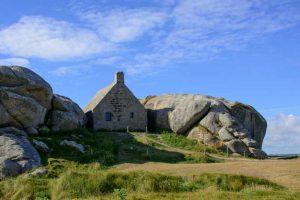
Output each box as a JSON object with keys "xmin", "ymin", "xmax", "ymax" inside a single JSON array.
[{"xmin": 83, "ymin": 83, "xmax": 114, "ymax": 112}]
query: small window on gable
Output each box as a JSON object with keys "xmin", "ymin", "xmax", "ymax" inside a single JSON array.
[
  {"xmin": 105, "ymin": 112, "xmax": 112, "ymax": 121},
  {"xmin": 130, "ymin": 112, "xmax": 134, "ymax": 119}
]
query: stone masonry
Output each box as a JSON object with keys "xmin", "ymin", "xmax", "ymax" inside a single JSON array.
[{"xmin": 84, "ymin": 72, "xmax": 147, "ymax": 131}]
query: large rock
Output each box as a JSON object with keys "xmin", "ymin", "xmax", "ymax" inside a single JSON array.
[
  {"xmin": 249, "ymin": 148, "xmax": 268, "ymax": 159},
  {"xmin": 143, "ymin": 94, "xmax": 267, "ymax": 158},
  {"xmin": 32, "ymin": 139, "xmax": 50, "ymax": 152},
  {"xmin": 0, "ymin": 127, "xmax": 27, "ymax": 136},
  {"xmin": 0, "ymin": 158, "xmax": 22, "ymax": 179},
  {"xmin": 0, "ymin": 66, "xmax": 53, "ymax": 129},
  {"xmin": 218, "ymin": 127, "xmax": 235, "ymax": 141},
  {"xmin": 225, "ymin": 139, "xmax": 250, "ymax": 155},
  {"xmin": 223, "ymin": 101, "xmax": 267, "ymax": 149},
  {"xmin": 143, "ymin": 94, "xmax": 210, "ymax": 133},
  {"xmin": 47, "ymin": 94, "xmax": 85, "ymax": 132},
  {"xmin": 0, "ymin": 132, "xmax": 41, "ymax": 179},
  {"xmin": 60, "ymin": 140, "xmax": 85, "ymax": 153},
  {"xmin": 187, "ymin": 125, "xmax": 219, "ymax": 146}
]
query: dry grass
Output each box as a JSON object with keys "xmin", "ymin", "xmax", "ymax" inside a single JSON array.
[
  {"xmin": 61, "ymin": 187, "xmax": 300, "ymax": 200},
  {"xmin": 112, "ymin": 159, "xmax": 300, "ymax": 191}
]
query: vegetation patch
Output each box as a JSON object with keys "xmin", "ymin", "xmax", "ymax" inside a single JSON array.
[
  {"xmin": 193, "ymin": 173, "xmax": 284, "ymax": 192},
  {"xmin": 51, "ymin": 171, "xmax": 285, "ymax": 199},
  {"xmin": 0, "ymin": 170, "xmax": 287, "ymax": 200},
  {"xmin": 0, "ymin": 130, "xmax": 297, "ymax": 200},
  {"xmin": 29, "ymin": 129, "xmax": 118, "ymax": 166},
  {"xmin": 158, "ymin": 132, "xmax": 222, "ymax": 155},
  {"xmin": 118, "ymin": 135, "xmax": 186, "ymax": 163}
]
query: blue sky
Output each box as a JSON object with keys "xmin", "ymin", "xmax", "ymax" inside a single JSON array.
[{"xmin": 0, "ymin": 0, "xmax": 299, "ymax": 154}]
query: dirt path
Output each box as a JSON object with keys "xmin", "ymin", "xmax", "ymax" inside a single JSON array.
[{"xmin": 112, "ymin": 159, "xmax": 300, "ymax": 191}]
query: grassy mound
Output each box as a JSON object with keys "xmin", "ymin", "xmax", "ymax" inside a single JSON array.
[{"xmin": 0, "ymin": 170, "xmax": 286, "ymax": 200}]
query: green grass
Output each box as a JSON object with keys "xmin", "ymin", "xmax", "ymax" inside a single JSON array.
[
  {"xmin": 118, "ymin": 136, "xmax": 186, "ymax": 163},
  {"xmin": 122, "ymin": 132, "xmax": 222, "ymax": 164},
  {"xmin": 157, "ymin": 132, "xmax": 222, "ymax": 155},
  {"xmin": 29, "ymin": 129, "xmax": 118, "ymax": 166},
  {"xmin": 0, "ymin": 170, "xmax": 291, "ymax": 200},
  {"xmin": 0, "ymin": 130, "xmax": 298, "ymax": 200},
  {"xmin": 108, "ymin": 189, "xmax": 300, "ymax": 200},
  {"xmin": 183, "ymin": 154, "xmax": 221, "ymax": 163}
]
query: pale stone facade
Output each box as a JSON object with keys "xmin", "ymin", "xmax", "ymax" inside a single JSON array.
[{"xmin": 84, "ymin": 72, "xmax": 147, "ymax": 131}]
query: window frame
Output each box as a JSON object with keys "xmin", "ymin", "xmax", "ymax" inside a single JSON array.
[
  {"xmin": 130, "ymin": 112, "xmax": 134, "ymax": 119},
  {"xmin": 105, "ymin": 112, "xmax": 112, "ymax": 121}
]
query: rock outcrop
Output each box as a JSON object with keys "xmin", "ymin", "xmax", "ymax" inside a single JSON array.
[
  {"xmin": 32, "ymin": 139, "xmax": 50, "ymax": 152},
  {"xmin": 47, "ymin": 94, "xmax": 85, "ymax": 132},
  {"xmin": 0, "ymin": 65, "xmax": 86, "ymax": 178},
  {"xmin": 0, "ymin": 66, "xmax": 53, "ymax": 130},
  {"xmin": 0, "ymin": 131, "xmax": 41, "ymax": 179},
  {"xmin": 60, "ymin": 140, "xmax": 85, "ymax": 153},
  {"xmin": 142, "ymin": 94, "xmax": 267, "ymax": 158},
  {"xmin": 0, "ymin": 66, "xmax": 85, "ymax": 134}
]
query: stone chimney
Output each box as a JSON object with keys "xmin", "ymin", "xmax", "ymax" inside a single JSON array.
[{"xmin": 114, "ymin": 71, "xmax": 124, "ymax": 84}]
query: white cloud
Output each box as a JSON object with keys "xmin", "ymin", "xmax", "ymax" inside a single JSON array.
[
  {"xmin": 81, "ymin": 9, "xmax": 167, "ymax": 42},
  {"xmin": 50, "ymin": 56, "xmax": 122, "ymax": 76},
  {"xmin": 90, "ymin": 56, "xmax": 122, "ymax": 65},
  {"xmin": 1, "ymin": 1, "xmax": 299, "ymax": 76},
  {"xmin": 0, "ymin": 57, "xmax": 30, "ymax": 67},
  {"xmin": 50, "ymin": 66, "xmax": 75, "ymax": 76},
  {"xmin": 263, "ymin": 114, "xmax": 300, "ymax": 154},
  {"xmin": 0, "ymin": 16, "xmax": 112, "ymax": 60},
  {"xmin": 125, "ymin": 0, "xmax": 300, "ymax": 74}
]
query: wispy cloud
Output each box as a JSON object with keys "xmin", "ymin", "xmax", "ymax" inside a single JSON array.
[
  {"xmin": 0, "ymin": 16, "xmax": 112, "ymax": 60},
  {"xmin": 50, "ymin": 56, "xmax": 122, "ymax": 76},
  {"xmin": 125, "ymin": 0, "xmax": 300, "ymax": 74},
  {"xmin": 50, "ymin": 66, "xmax": 76, "ymax": 76},
  {"xmin": 0, "ymin": 57, "xmax": 30, "ymax": 67},
  {"xmin": 0, "ymin": 1, "xmax": 299, "ymax": 75},
  {"xmin": 81, "ymin": 8, "xmax": 167, "ymax": 43},
  {"xmin": 263, "ymin": 113, "xmax": 300, "ymax": 154}
]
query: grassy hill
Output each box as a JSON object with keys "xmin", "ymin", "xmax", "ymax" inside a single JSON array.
[{"xmin": 0, "ymin": 129, "xmax": 299, "ymax": 200}]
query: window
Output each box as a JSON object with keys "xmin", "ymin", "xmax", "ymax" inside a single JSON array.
[
  {"xmin": 105, "ymin": 112, "xmax": 112, "ymax": 121},
  {"xmin": 130, "ymin": 112, "xmax": 134, "ymax": 119}
]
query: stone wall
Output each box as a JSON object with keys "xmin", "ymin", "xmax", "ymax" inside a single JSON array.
[{"xmin": 91, "ymin": 83, "xmax": 147, "ymax": 131}]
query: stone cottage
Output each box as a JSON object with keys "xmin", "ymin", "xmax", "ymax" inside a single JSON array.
[{"xmin": 84, "ymin": 72, "xmax": 147, "ymax": 131}]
